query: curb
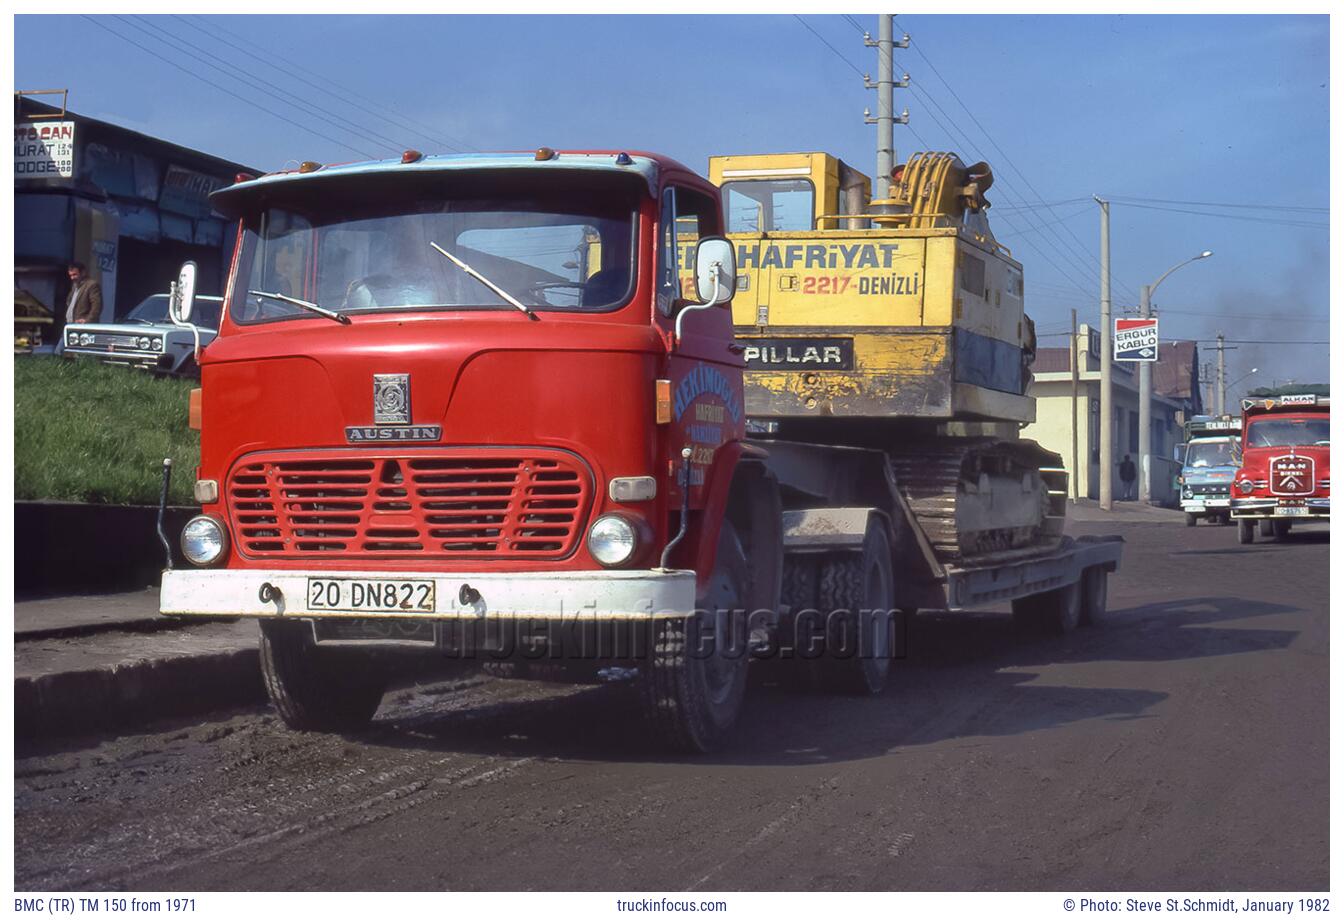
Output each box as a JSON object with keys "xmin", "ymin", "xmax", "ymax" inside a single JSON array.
[{"xmin": 14, "ymin": 647, "xmax": 265, "ymax": 739}]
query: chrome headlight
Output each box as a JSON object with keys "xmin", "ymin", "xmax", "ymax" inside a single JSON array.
[
  {"xmin": 79, "ymin": 333, "xmax": 92, "ymax": 346},
  {"xmin": 137, "ymin": 336, "xmax": 151, "ymax": 350},
  {"xmin": 181, "ymin": 515, "xmax": 228, "ymax": 566},
  {"xmin": 66, "ymin": 329, "xmax": 78, "ymax": 345},
  {"xmin": 151, "ymin": 337, "xmax": 164, "ymax": 352},
  {"xmin": 1237, "ymin": 478, "xmax": 1255, "ymax": 495},
  {"xmin": 587, "ymin": 514, "xmax": 639, "ymax": 567}
]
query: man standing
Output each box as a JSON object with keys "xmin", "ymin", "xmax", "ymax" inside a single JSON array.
[
  {"xmin": 1119, "ymin": 453, "xmax": 1137, "ymax": 501},
  {"xmin": 64, "ymin": 261, "xmax": 103, "ymax": 326}
]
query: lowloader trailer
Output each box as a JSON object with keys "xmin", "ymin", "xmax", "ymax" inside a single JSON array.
[{"xmin": 159, "ymin": 148, "xmax": 1121, "ymax": 752}]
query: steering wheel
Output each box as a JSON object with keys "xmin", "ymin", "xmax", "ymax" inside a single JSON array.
[{"xmin": 343, "ymin": 278, "xmax": 379, "ymax": 310}]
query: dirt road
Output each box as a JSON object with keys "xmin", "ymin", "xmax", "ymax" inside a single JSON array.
[{"xmin": 14, "ymin": 519, "xmax": 1328, "ymax": 891}]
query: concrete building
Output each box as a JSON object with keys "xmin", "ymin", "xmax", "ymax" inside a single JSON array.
[
  {"xmin": 14, "ymin": 92, "xmax": 258, "ymax": 337},
  {"xmin": 1024, "ymin": 325, "xmax": 1199, "ymax": 505}
]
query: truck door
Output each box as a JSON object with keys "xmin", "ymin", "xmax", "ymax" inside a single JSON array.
[{"xmin": 656, "ymin": 185, "xmax": 745, "ymax": 508}]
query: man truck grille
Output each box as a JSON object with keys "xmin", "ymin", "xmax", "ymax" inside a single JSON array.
[{"xmin": 226, "ymin": 449, "xmax": 592, "ymax": 559}]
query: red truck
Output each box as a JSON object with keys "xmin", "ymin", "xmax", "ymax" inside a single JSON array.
[
  {"xmin": 158, "ymin": 149, "xmax": 1120, "ymax": 752},
  {"xmin": 1231, "ymin": 394, "xmax": 1330, "ymax": 544}
]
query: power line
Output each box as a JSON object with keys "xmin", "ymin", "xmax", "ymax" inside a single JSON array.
[
  {"xmin": 124, "ymin": 15, "xmax": 404, "ymax": 157},
  {"xmin": 793, "ymin": 16, "xmax": 865, "ymax": 78},
  {"xmin": 81, "ymin": 16, "xmax": 380, "ymax": 159},
  {"xmin": 1108, "ymin": 194, "xmax": 1327, "ymax": 214},
  {"xmin": 1194, "ymin": 339, "xmax": 1330, "ymax": 345},
  {"xmin": 181, "ymin": 15, "xmax": 474, "ymax": 154},
  {"xmin": 1109, "ymin": 200, "xmax": 1327, "ymax": 229}
]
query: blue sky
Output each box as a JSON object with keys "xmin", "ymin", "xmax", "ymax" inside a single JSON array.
[{"xmin": 14, "ymin": 13, "xmax": 1331, "ymax": 389}]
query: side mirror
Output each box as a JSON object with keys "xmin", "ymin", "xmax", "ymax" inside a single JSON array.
[
  {"xmin": 171, "ymin": 261, "xmax": 198, "ymax": 323},
  {"xmin": 694, "ymin": 237, "xmax": 736, "ymax": 305}
]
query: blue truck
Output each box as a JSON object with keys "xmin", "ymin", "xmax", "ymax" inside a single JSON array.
[{"xmin": 1178, "ymin": 415, "xmax": 1242, "ymax": 526}]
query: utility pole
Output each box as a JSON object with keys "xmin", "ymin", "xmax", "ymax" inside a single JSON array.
[
  {"xmin": 864, "ymin": 16, "xmax": 909, "ymax": 199},
  {"xmin": 1095, "ymin": 196, "xmax": 1113, "ymax": 511},
  {"xmin": 1201, "ymin": 361, "xmax": 1215, "ymax": 414},
  {"xmin": 1070, "ymin": 308, "xmax": 1079, "ymax": 502},
  {"xmin": 1138, "ymin": 283, "xmax": 1153, "ymax": 503},
  {"xmin": 1216, "ymin": 333, "xmax": 1226, "ymax": 415}
]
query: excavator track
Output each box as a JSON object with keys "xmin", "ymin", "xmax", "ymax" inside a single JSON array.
[{"xmin": 888, "ymin": 439, "xmax": 1066, "ymax": 565}]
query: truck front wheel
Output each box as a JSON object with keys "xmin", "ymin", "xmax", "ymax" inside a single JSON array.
[
  {"xmin": 1238, "ymin": 520, "xmax": 1256, "ymax": 544},
  {"xmin": 259, "ymin": 620, "xmax": 387, "ymax": 732},
  {"xmin": 639, "ymin": 520, "xmax": 750, "ymax": 753},
  {"xmin": 1185, "ymin": 512, "xmax": 1197, "ymax": 527}
]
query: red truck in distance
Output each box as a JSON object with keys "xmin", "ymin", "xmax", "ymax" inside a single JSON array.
[{"xmin": 1231, "ymin": 394, "xmax": 1330, "ymax": 544}]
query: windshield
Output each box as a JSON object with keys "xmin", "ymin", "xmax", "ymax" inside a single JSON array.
[
  {"xmin": 129, "ymin": 295, "xmax": 223, "ymax": 330},
  {"xmin": 723, "ymin": 178, "xmax": 814, "ymax": 233},
  {"xmin": 1184, "ymin": 440, "xmax": 1237, "ymax": 468},
  {"xmin": 230, "ymin": 189, "xmax": 637, "ymax": 323},
  {"xmin": 1245, "ymin": 417, "xmax": 1330, "ymax": 448}
]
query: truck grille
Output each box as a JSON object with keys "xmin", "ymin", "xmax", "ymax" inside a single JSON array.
[{"xmin": 227, "ymin": 449, "xmax": 592, "ymax": 560}]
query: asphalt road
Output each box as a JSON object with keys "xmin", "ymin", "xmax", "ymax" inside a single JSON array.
[{"xmin": 14, "ymin": 518, "xmax": 1329, "ymax": 892}]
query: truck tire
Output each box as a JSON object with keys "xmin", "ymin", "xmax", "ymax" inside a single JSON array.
[
  {"xmin": 258, "ymin": 620, "xmax": 386, "ymax": 732},
  {"xmin": 809, "ymin": 521, "xmax": 896, "ymax": 695},
  {"xmin": 1081, "ymin": 566, "xmax": 1108, "ymax": 626},
  {"xmin": 1258, "ymin": 520, "xmax": 1274, "ymax": 538},
  {"xmin": 1013, "ymin": 579, "xmax": 1082, "ymax": 634},
  {"xmin": 1185, "ymin": 513, "xmax": 1197, "ymax": 527},
  {"xmin": 639, "ymin": 520, "xmax": 749, "ymax": 753},
  {"xmin": 1272, "ymin": 520, "xmax": 1291, "ymax": 540},
  {"xmin": 773, "ymin": 555, "xmax": 821, "ymax": 687},
  {"xmin": 1238, "ymin": 520, "xmax": 1256, "ymax": 544}
]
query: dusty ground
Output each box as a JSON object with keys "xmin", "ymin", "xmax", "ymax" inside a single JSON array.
[{"xmin": 14, "ymin": 518, "xmax": 1328, "ymax": 891}]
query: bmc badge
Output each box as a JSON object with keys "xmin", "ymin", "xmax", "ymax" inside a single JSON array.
[{"xmin": 345, "ymin": 374, "xmax": 441, "ymax": 443}]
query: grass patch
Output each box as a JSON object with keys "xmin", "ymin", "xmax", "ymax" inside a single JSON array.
[{"xmin": 15, "ymin": 357, "xmax": 199, "ymax": 505}]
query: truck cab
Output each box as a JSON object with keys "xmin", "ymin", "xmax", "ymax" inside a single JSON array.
[
  {"xmin": 1178, "ymin": 415, "xmax": 1241, "ymax": 526},
  {"xmin": 1231, "ymin": 394, "xmax": 1330, "ymax": 543},
  {"xmin": 159, "ymin": 150, "xmax": 783, "ymax": 752}
]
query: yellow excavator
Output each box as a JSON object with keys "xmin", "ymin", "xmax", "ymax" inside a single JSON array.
[{"xmin": 706, "ymin": 150, "xmax": 1065, "ymax": 562}]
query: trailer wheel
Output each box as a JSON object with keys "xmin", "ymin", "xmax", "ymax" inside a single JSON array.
[
  {"xmin": 1185, "ymin": 513, "xmax": 1197, "ymax": 527},
  {"xmin": 1081, "ymin": 567, "xmax": 1108, "ymax": 626},
  {"xmin": 1238, "ymin": 520, "xmax": 1256, "ymax": 544},
  {"xmin": 639, "ymin": 520, "xmax": 749, "ymax": 753},
  {"xmin": 809, "ymin": 521, "xmax": 896, "ymax": 695},
  {"xmin": 1013, "ymin": 579, "xmax": 1083, "ymax": 634},
  {"xmin": 258, "ymin": 620, "xmax": 386, "ymax": 732}
]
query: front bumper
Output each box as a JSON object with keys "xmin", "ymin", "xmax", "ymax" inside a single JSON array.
[
  {"xmin": 161, "ymin": 567, "xmax": 696, "ymax": 620},
  {"xmin": 1230, "ymin": 497, "xmax": 1330, "ymax": 520},
  {"xmin": 1181, "ymin": 497, "xmax": 1230, "ymax": 512},
  {"xmin": 63, "ymin": 346, "xmax": 161, "ymax": 369}
]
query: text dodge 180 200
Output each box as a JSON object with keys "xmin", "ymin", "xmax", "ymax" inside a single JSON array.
[{"xmin": 159, "ymin": 147, "xmax": 1120, "ymax": 752}]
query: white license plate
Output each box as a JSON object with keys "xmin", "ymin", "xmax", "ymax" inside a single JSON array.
[
  {"xmin": 1277, "ymin": 506, "xmax": 1310, "ymax": 517},
  {"xmin": 1185, "ymin": 502, "xmax": 1206, "ymax": 512},
  {"xmin": 307, "ymin": 577, "xmax": 436, "ymax": 613}
]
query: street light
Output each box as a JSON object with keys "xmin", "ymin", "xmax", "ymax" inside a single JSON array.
[
  {"xmin": 1227, "ymin": 367, "xmax": 1259, "ymax": 396},
  {"xmin": 1138, "ymin": 250, "xmax": 1214, "ymax": 503}
]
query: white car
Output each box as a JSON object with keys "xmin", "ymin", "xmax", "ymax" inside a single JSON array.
[{"xmin": 61, "ymin": 293, "xmax": 222, "ymax": 377}]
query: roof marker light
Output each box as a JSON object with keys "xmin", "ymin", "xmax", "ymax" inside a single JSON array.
[
  {"xmin": 402, "ymin": 149, "xmax": 423, "ymax": 163},
  {"xmin": 615, "ymin": 152, "xmax": 633, "ymax": 166},
  {"xmin": 535, "ymin": 147, "xmax": 557, "ymax": 161},
  {"xmin": 298, "ymin": 161, "xmax": 322, "ymax": 173}
]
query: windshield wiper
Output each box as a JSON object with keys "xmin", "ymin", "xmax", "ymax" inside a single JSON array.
[
  {"xmin": 248, "ymin": 289, "xmax": 351, "ymax": 325},
  {"xmin": 428, "ymin": 241, "xmax": 537, "ymax": 320}
]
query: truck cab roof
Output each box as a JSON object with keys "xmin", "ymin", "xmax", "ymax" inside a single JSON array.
[{"xmin": 211, "ymin": 150, "xmax": 707, "ymax": 217}]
